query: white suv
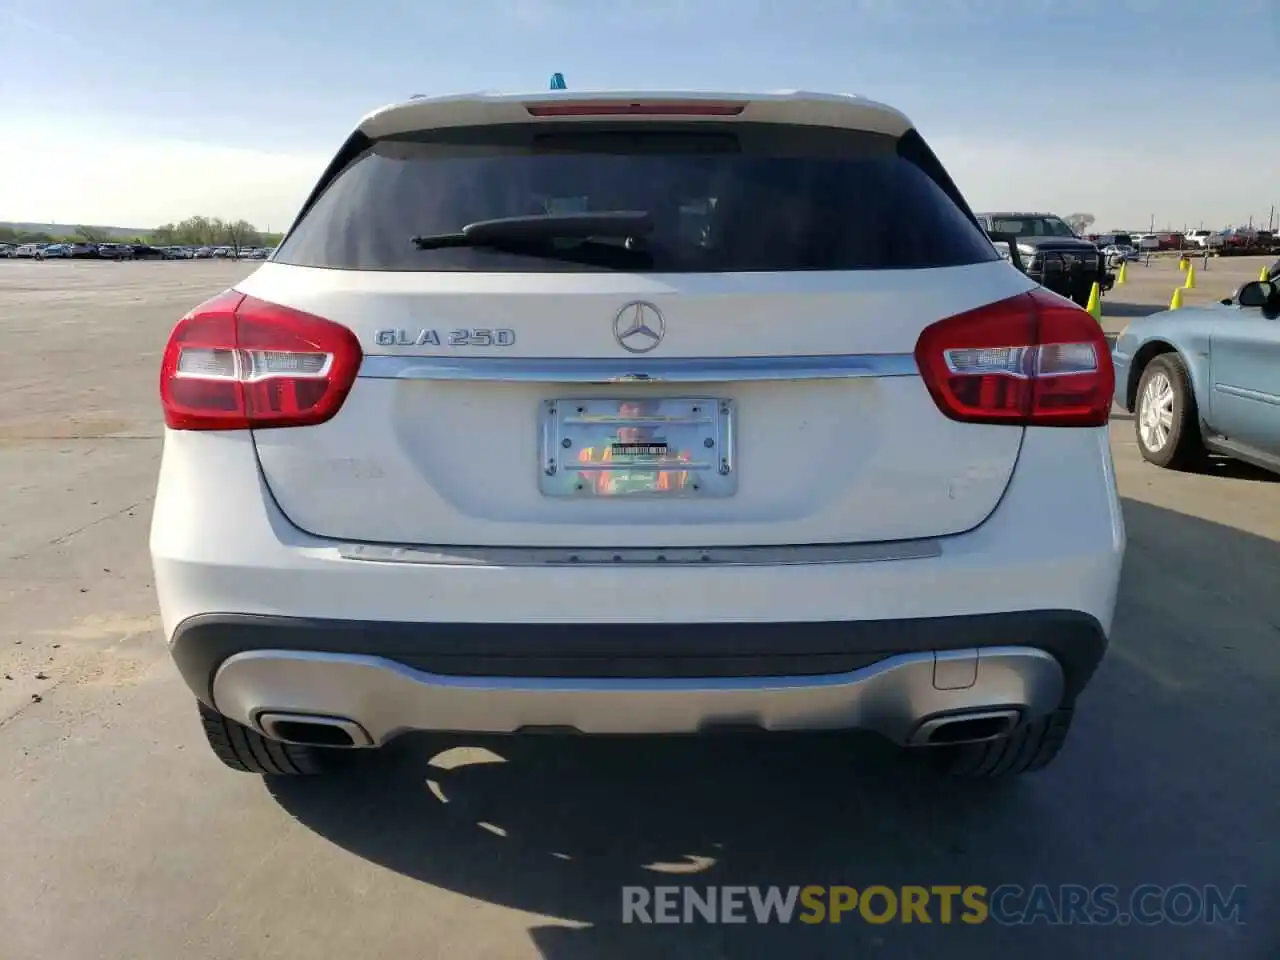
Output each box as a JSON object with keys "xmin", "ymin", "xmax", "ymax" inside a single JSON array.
[{"xmin": 150, "ymin": 90, "xmax": 1124, "ymax": 778}]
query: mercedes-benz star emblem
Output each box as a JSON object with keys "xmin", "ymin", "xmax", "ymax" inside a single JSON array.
[{"xmin": 613, "ymin": 301, "xmax": 665, "ymax": 354}]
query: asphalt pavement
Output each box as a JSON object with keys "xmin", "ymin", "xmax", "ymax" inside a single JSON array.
[{"xmin": 0, "ymin": 259, "xmax": 1276, "ymax": 959}]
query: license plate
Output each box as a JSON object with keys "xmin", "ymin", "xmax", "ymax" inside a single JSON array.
[{"xmin": 539, "ymin": 397, "xmax": 736, "ymax": 498}]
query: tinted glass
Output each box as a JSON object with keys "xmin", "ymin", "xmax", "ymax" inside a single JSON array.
[
  {"xmin": 989, "ymin": 217, "xmax": 1077, "ymax": 239},
  {"xmin": 276, "ymin": 122, "xmax": 1000, "ymax": 273}
]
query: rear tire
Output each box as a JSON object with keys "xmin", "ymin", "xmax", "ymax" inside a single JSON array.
[
  {"xmin": 198, "ymin": 701, "xmax": 325, "ymax": 775},
  {"xmin": 1134, "ymin": 353, "xmax": 1206, "ymax": 470},
  {"xmin": 932, "ymin": 707, "xmax": 1074, "ymax": 778}
]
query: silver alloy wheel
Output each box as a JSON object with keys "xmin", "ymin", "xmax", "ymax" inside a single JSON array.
[{"xmin": 1139, "ymin": 371, "xmax": 1175, "ymax": 452}]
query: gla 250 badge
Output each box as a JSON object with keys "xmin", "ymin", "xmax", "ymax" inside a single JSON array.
[{"xmin": 374, "ymin": 328, "xmax": 516, "ymax": 347}]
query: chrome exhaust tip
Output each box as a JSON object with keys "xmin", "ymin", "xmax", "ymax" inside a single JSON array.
[
  {"xmin": 256, "ymin": 712, "xmax": 374, "ymax": 748},
  {"xmin": 910, "ymin": 709, "xmax": 1021, "ymax": 747}
]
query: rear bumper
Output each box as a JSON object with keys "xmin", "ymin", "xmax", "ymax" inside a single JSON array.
[
  {"xmin": 174, "ymin": 608, "xmax": 1107, "ymax": 692},
  {"xmin": 151, "ymin": 425, "xmax": 1125, "ymax": 742},
  {"xmin": 1112, "ymin": 349, "xmax": 1134, "ymax": 411},
  {"xmin": 175, "ymin": 609, "xmax": 1105, "ymax": 742},
  {"xmin": 202, "ymin": 640, "xmax": 1073, "ymax": 746}
]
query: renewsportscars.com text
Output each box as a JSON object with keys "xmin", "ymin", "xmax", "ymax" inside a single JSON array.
[{"xmin": 621, "ymin": 884, "xmax": 1248, "ymax": 926}]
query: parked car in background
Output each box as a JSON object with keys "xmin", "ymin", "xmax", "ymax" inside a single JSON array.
[
  {"xmin": 1112, "ymin": 279, "xmax": 1280, "ymax": 476},
  {"xmin": 97, "ymin": 242, "xmax": 134, "ymax": 260},
  {"xmin": 130, "ymin": 244, "xmax": 168, "ymax": 261},
  {"xmin": 67, "ymin": 243, "xmax": 100, "ymax": 259},
  {"xmin": 976, "ymin": 211, "xmax": 1115, "ymax": 308},
  {"xmin": 1094, "ymin": 233, "xmax": 1134, "ymax": 250},
  {"xmin": 1101, "ymin": 244, "xmax": 1139, "ymax": 266},
  {"xmin": 37, "ymin": 244, "xmax": 72, "ymax": 259},
  {"xmin": 12, "ymin": 243, "xmax": 42, "ymax": 258},
  {"xmin": 0, "ymin": 243, "xmax": 14, "ymax": 258},
  {"xmin": 1185, "ymin": 229, "xmax": 1224, "ymax": 249}
]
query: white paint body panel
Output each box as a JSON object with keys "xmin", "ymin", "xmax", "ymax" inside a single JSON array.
[
  {"xmin": 150, "ymin": 426, "xmax": 1125, "ymax": 638},
  {"xmin": 237, "ymin": 261, "xmax": 1037, "ymax": 547}
]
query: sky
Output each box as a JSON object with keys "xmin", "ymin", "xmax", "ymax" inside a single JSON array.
[{"xmin": 0, "ymin": 0, "xmax": 1276, "ymax": 233}]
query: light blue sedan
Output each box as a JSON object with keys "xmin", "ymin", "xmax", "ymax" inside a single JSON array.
[{"xmin": 1111, "ymin": 279, "xmax": 1280, "ymax": 475}]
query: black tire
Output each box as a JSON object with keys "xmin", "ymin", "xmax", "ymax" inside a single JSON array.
[
  {"xmin": 932, "ymin": 707, "xmax": 1074, "ymax": 778},
  {"xmin": 198, "ymin": 701, "xmax": 325, "ymax": 775},
  {"xmin": 1133, "ymin": 352, "xmax": 1206, "ymax": 470}
]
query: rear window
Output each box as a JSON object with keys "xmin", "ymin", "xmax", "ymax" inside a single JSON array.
[
  {"xmin": 989, "ymin": 217, "xmax": 1077, "ymax": 239},
  {"xmin": 275, "ymin": 122, "xmax": 999, "ymax": 273}
]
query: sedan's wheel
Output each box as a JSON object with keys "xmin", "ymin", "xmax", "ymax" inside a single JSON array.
[
  {"xmin": 1138, "ymin": 370, "xmax": 1174, "ymax": 452},
  {"xmin": 1134, "ymin": 353, "xmax": 1205, "ymax": 470}
]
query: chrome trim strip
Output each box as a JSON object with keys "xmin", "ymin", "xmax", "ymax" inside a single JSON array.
[
  {"xmin": 256, "ymin": 711, "xmax": 373, "ymax": 748},
  {"xmin": 337, "ymin": 539, "xmax": 941, "ymax": 567},
  {"xmin": 1214, "ymin": 382, "xmax": 1280, "ymax": 407},
  {"xmin": 357, "ymin": 353, "xmax": 919, "ymax": 383}
]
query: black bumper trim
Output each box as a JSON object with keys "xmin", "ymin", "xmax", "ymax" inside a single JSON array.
[{"xmin": 171, "ymin": 610, "xmax": 1108, "ymax": 707}]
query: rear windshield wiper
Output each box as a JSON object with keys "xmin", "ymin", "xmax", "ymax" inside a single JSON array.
[{"xmin": 411, "ymin": 211, "xmax": 654, "ymax": 250}]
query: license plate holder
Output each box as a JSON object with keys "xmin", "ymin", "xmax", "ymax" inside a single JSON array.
[{"xmin": 539, "ymin": 397, "xmax": 736, "ymax": 498}]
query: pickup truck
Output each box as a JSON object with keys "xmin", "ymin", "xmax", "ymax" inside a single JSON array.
[
  {"xmin": 975, "ymin": 211, "xmax": 1115, "ymax": 308},
  {"xmin": 1185, "ymin": 229, "xmax": 1225, "ymax": 249}
]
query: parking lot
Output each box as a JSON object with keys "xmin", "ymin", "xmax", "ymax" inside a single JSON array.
[
  {"xmin": 1, "ymin": 259, "xmax": 1276, "ymax": 958},
  {"xmin": 1091, "ymin": 252, "xmax": 1273, "ymax": 325}
]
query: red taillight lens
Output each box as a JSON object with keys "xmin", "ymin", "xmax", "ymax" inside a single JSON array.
[
  {"xmin": 913, "ymin": 288, "xmax": 1114, "ymax": 427},
  {"xmin": 526, "ymin": 101, "xmax": 746, "ymax": 117},
  {"xmin": 159, "ymin": 290, "xmax": 362, "ymax": 430}
]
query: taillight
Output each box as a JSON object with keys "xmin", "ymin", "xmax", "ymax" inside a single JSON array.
[
  {"xmin": 913, "ymin": 288, "xmax": 1114, "ymax": 427},
  {"xmin": 159, "ymin": 290, "xmax": 362, "ymax": 430},
  {"xmin": 525, "ymin": 101, "xmax": 746, "ymax": 117}
]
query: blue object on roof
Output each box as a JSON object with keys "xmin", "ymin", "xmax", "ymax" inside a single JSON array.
[{"xmin": 550, "ymin": 72, "xmax": 566, "ymax": 90}]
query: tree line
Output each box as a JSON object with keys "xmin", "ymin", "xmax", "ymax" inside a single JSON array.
[
  {"xmin": 0, "ymin": 216, "xmax": 283, "ymax": 251},
  {"xmin": 1064, "ymin": 213, "xmax": 1096, "ymax": 234}
]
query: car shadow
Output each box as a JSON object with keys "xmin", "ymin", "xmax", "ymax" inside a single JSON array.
[
  {"xmin": 267, "ymin": 500, "xmax": 1277, "ymax": 958},
  {"xmin": 1199, "ymin": 456, "xmax": 1280, "ymax": 483}
]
